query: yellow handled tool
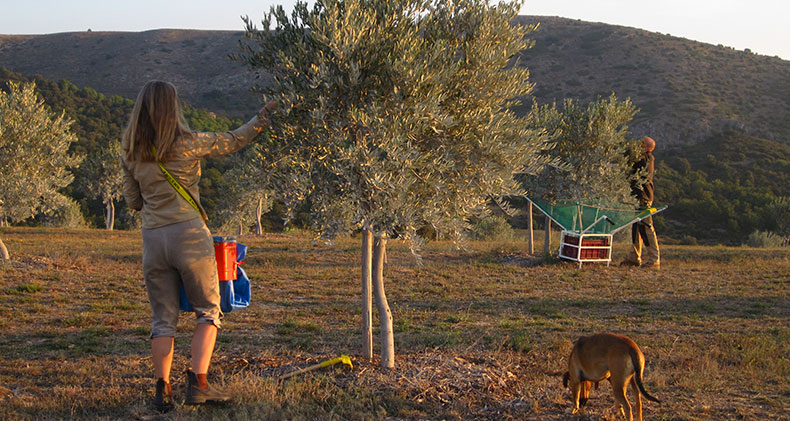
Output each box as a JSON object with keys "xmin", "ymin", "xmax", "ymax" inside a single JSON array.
[{"xmin": 280, "ymin": 355, "xmax": 353, "ymax": 380}]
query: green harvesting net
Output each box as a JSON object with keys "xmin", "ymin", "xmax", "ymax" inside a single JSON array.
[{"xmin": 528, "ymin": 198, "xmax": 667, "ymax": 235}]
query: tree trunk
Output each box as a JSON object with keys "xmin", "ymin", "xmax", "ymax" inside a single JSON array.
[
  {"xmin": 544, "ymin": 215, "xmax": 551, "ymax": 255},
  {"xmin": 255, "ymin": 197, "xmax": 264, "ymax": 236},
  {"xmin": 527, "ymin": 202, "xmax": 534, "ymax": 255},
  {"xmin": 361, "ymin": 228, "xmax": 373, "ymax": 360},
  {"xmin": 237, "ymin": 220, "xmax": 243, "ymax": 236},
  {"xmin": 105, "ymin": 201, "xmax": 115, "ymax": 230},
  {"xmin": 373, "ymin": 234, "xmax": 394, "ymax": 368},
  {"xmin": 0, "ymin": 235, "xmax": 9, "ymax": 261}
]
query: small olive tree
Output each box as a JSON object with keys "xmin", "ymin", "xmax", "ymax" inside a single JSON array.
[
  {"xmin": 79, "ymin": 139, "xmax": 123, "ymax": 230},
  {"xmin": 522, "ymin": 94, "xmax": 642, "ymax": 204},
  {"xmin": 519, "ymin": 95, "xmax": 643, "ymax": 252},
  {"xmin": 0, "ymin": 81, "xmax": 81, "ymax": 259},
  {"xmin": 213, "ymin": 144, "xmax": 275, "ymax": 236},
  {"xmin": 236, "ymin": 0, "xmax": 549, "ymax": 367}
]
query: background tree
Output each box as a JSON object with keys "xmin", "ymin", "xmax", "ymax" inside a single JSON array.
[
  {"xmin": 522, "ymin": 94, "xmax": 642, "ymax": 204},
  {"xmin": 237, "ymin": 0, "xmax": 549, "ymax": 367},
  {"xmin": 0, "ymin": 81, "xmax": 81, "ymax": 260},
  {"xmin": 78, "ymin": 140, "xmax": 123, "ymax": 230},
  {"xmin": 213, "ymin": 144, "xmax": 275, "ymax": 236}
]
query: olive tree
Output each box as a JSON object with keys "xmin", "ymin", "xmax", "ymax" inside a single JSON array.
[
  {"xmin": 79, "ymin": 139, "xmax": 123, "ymax": 230},
  {"xmin": 0, "ymin": 81, "xmax": 81, "ymax": 260},
  {"xmin": 236, "ymin": 0, "xmax": 549, "ymax": 367},
  {"xmin": 522, "ymin": 94, "xmax": 642, "ymax": 204},
  {"xmin": 213, "ymin": 144, "xmax": 275, "ymax": 236},
  {"xmin": 519, "ymin": 95, "xmax": 643, "ymax": 252}
]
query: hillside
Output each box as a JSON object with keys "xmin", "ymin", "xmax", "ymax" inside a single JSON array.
[
  {"xmin": 514, "ymin": 16, "xmax": 790, "ymax": 146},
  {"xmin": 0, "ymin": 29, "xmax": 262, "ymax": 117},
  {"xmin": 657, "ymin": 130, "xmax": 790, "ymax": 243},
  {"xmin": 2, "ymin": 18, "xmax": 789, "ymax": 244},
  {"xmin": 2, "ymin": 16, "xmax": 789, "ymax": 146}
]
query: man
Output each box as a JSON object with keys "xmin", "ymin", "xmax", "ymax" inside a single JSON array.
[{"xmin": 622, "ymin": 136, "xmax": 660, "ymax": 269}]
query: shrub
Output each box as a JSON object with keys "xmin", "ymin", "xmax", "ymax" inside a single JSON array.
[
  {"xmin": 40, "ymin": 197, "xmax": 88, "ymax": 228},
  {"xmin": 470, "ymin": 216, "xmax": 515, "ymax": 242},
  {"xmin": 117, "ymin": 207, "xmax": 141, "ymax": 230},
  {"xmin": 680, "ymin": 235, "xmax": 698, "ymax": 245},
  {"xmin": 745, "ymin": 231, "xmax": 783, "ymax": 248}
]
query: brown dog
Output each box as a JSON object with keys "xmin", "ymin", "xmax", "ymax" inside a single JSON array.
[{"xmin": 562, "ymin": 332, "xmax": 660, "ymax": 421}]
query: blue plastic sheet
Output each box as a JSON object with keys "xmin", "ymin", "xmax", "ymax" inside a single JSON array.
[{"xmin": 179, "ymin": 241, "xmax": 251, "ymax": 313}]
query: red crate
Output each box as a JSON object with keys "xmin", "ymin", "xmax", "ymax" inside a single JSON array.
[
  {"xmin": 561, "ymin": 233, "xmax": 611, "ymax": 262},
  {"xmin": 579, "ymin": 247, "xmax": 609, "ymax": 259},
  {"xmin": 582, "ymin": 238, "xmax": 609, "ymax": 247}
]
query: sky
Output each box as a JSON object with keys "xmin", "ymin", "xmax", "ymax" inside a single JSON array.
[{"xmin": 1, "ymin": 0, "xmax": 788, "ymax": 60}]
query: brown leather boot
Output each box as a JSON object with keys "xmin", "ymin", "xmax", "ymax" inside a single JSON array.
[{"xmin": 185, "ymin": 370, "xmax": 232, "ymax": 405}]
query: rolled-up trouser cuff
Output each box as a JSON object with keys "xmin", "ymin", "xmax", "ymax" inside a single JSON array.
[
  {"xmin": 196, "ymin": 317, "xmax": 222, "ymax": 329},
  {"xmin": 150, "ymin": 329, "xmax": 177, "ymax": 339}
]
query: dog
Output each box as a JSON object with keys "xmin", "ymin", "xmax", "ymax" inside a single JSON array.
[{"xmin": 562, "ymin": 332, "xmax": 660, "ymax": 421}]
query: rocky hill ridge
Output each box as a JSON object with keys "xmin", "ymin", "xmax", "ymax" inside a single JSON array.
[{"xmin": 2, "ymin": 16, "xmax": 789, "ymax": 145}]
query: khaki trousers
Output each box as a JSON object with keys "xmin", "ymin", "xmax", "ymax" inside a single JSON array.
[
  {"xmin": 626, "ymin": 215, "xmax": 660, "ymax": 267},
  {"xmin": 142, "ymin": 218, "xmax": 221, "ymax": 338}
]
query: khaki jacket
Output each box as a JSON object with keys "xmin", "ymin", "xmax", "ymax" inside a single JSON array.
[{"xmin": 121, "ymin": 115, "xmax": 267, "ymax": 229}]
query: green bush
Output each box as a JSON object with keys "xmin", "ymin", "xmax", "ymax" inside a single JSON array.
[
  {"xmin": 470, "ymin": 216, "xmax": 515, "ymax": 242},
  {"xmin": 745, "ymin": 231, "xmax": 783, "ymax": 248},
  {"xmin": 680, "ymin": 235, "xmax": 698, "ymax": 245},
  {"xmin": 41, "ymin": 197, "xmax": 88, "ymax": 228}
]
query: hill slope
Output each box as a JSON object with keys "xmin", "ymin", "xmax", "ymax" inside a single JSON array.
[
  {"xmin": 656, "ymin": 130, "xmax": 790, "ymax": 243},
  {"xmin": 515, "ymin": 16, "xmax": 790, "ymax": 146},
  {"xmin": 0, "ymin": 29, "xmax": 262, "ymax": 116},
  {"xmin": 2, "ymin": 16, "xmax": 789, "ymax": 145}
]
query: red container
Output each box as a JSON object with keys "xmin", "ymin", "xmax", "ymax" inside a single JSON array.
[
  {"xmin": 562, "ymin": 233, "xmax": 611, "ymax": 261},
  {"xmin": 214, "ymin": 236, "xmax": 237, "ymax": 281},
  {"xmin": 581, "ymin": 238, "xmax": 609, "ymax": 247},
  {"xmin": 579, "ymin": 247, "xmax": 609, "ymax": 259}
]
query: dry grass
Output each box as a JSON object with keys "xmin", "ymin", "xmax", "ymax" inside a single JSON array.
[{"xmin": 0, "ymin": 226, "xmax": 788, "ymax": 420}]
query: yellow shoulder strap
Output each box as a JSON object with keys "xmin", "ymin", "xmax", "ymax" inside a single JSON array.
[{"xmin": 152, "ymin": 146, "xmax": 209, "ymax": 222}]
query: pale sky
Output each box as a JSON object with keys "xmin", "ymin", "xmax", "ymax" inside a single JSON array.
[{"xmin": 1, "ymin": 0, "xmax": 787, "ymax": 59}]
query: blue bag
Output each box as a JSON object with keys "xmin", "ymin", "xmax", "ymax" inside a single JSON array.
[{"xmin": 179, "ymin": 242, "xmax": 251, "ymax": 313}]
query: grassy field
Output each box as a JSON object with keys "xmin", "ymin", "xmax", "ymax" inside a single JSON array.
[{"xmin": 0, "ymin": 226, "xmax": 788, "ymax": 420}]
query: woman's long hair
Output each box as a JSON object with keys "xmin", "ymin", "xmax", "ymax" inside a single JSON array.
[{"xmin": 121, "ymin": 81, "xmax": 190, "ymax": 162}]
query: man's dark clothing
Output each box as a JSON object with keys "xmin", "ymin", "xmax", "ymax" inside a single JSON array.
[{"xmin": 625, "ymin": 150, "xmax": 660, "ymax": 267}]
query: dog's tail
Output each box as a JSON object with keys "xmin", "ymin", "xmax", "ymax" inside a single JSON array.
[{"xmin": 629, "ymin": 347, "xmax": 661, "ymax": 403}]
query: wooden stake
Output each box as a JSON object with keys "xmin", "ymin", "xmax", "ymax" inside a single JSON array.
[
  {"xmin": 544, "ymin": 214, "xmax": 551, "ymax": 255},
  {"xmin": 528, "ymin": 201, "xmax": 534, "ymax": 254},
  {"xmin": 361, "ymin": 228, "xmax": 373, "ymax": 360}
]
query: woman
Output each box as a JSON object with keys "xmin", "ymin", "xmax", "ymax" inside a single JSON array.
[{"xmin": 121, "ymin": 80, "xmax": 274, "ymax": 411}]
